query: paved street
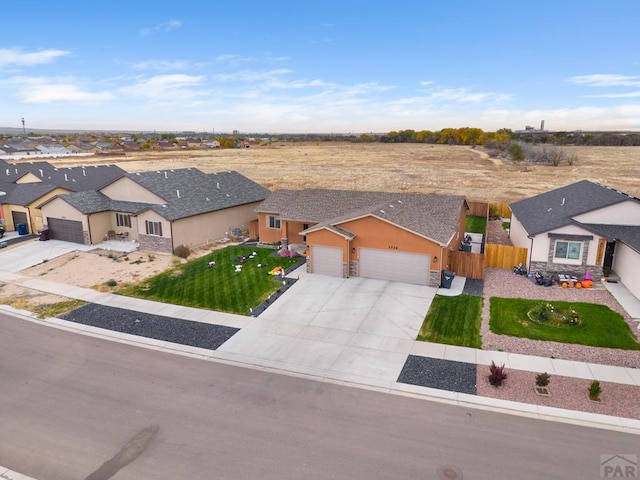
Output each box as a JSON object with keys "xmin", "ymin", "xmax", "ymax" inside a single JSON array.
[{"xmin": 1, "ymin": 314, "xmax": 636, "ymax": 480}]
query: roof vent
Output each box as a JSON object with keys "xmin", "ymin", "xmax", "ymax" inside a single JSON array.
[
  {"xmin": 379, "ymin": 209, "xmax": 386, "ymax": 214},
  {"xmin": 216, "ymin": 182, "xmax": 220, "ymax": 189},
  {"xmin": 176, "ymin": 189, "xmax": 180, "ymax": 198},
  {"xmin": 64, "ymin": 174, "xmax": 68, "ymax": 181},
  {"xmin": 397, "ymin": 200, "xmax": 402, "ymax": 204},
  {"xmin": 164, "ymin": 171, "xmax": 168, "ymax": 179},
  {"xmin": 39, "ymin": 169, "xmax": 43, "ymax": 177},
  {"xmin": 561, "ymin": 197, "xmax": 565, "ymax": 206}
]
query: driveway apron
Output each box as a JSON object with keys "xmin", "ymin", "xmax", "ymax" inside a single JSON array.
[{"xmin": 217, "ymin": 267, "xmax": 437, "ymax": 387}]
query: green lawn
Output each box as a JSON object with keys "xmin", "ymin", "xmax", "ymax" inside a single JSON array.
[
  {"xmin": 465, "ymin": 215, "xmax": 487, "ymax": 234},
  {"xmin": 417, "ymin": 294, "xmax": 483, "ymax": 348},
  {"xmin": 118, "ymin": 246, "xmax": 304, "ymax": 315},
  {"xmin": 490, "ymin": 297, "xmax": 640, "ymax": 350}
]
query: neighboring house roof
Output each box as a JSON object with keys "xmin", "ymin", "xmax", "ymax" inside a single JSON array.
[
  {"xmin": 52, "ymin": 190, "xmax": 154, "ymax": 215},
  {"xmin": 4, "ymin": 183, "xmax": 63, "ymax": 206},
  {"xmin": 582, "ymin": 223, "xmax": 640, "ymax": 253},
  {"xmin": 509, "ymin": 180, "xmax": 638, "ymax": 236},
  {"xmin": 129, "ymin": 169, "xmax": 270, "ymax": 221},
  {"xmin": 259, "ymin": 189, "xmax": 467, "ymax": 245},
  {"xmin": 0, "ymin": 160, "xmax": 126, "ymax": 192}
]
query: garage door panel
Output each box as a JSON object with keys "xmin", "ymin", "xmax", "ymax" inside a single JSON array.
[
  {"xmin": 311, "ymin": 245, "xmax": 343, "ymax": 277},
  {"xmin": 47, "ymin": 217, "xmax": 84, "ymax": 244},
  {"xmin": 359, "ymin": 248, "xmax": 429, "ymax": 285}
]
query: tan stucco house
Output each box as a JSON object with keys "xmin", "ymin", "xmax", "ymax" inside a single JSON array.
[
  {"xmin": 509, "ymin": 180, "xmax": 640, "ymax": 302},
  {"xmin": 0, "ymin": 159, "xmax": 126, "ymax": 235},
  {"xmin": 256, "ymin": 189, "xmax": 468, "ymax": 286},
  {"xmin": 38, "ymin": 168, "xmax": 270, "ymax": 253}
]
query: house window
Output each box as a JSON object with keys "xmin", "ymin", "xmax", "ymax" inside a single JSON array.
[
  {"xmin": 116, "ymin": 213, "xmax": 131, "ymax": 228},
  {"xmin": 555, "ymin": 241, "xmax": 581, "ymax": 260},
  {"xmin": 145, "ymin": 220, "xmax": 162, "ymax": 236},
  {"xmin": 268, "ymin": 215, "xmax": 281, "ymax": 229}
]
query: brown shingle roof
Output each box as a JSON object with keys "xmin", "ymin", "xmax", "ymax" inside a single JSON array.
[{"xmin": 259, "ymin": 189, "xmax": 467, "ymax": 245}]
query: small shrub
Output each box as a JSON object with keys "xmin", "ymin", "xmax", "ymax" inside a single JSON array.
[
  {"xmin": 174, "ymin": 244, "xmax": 191, "ymax": 259},
  {"xmin": 535, "ymin": 372, "xmax": 551, "ymax": 387},
  {"xmin": 488, "ymin": 361, "xmax": 508, "ymax": 387},
  {"xmin": 105, "ymin": 279, "xmax": 117, "ymax": 287},
  {"xmin": 588, "ymin": 380, "xmax": 602, "ymax": 401}
]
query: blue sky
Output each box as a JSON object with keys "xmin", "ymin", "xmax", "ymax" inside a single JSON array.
[{"xmin": 2, "ymin": 1, "xmax": 639, "ymax": 133}]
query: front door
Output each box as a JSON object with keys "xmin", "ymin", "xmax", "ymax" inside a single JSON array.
[{"xmin": 603, "ymin": 241, "xmax": 616, "ymax": 271}]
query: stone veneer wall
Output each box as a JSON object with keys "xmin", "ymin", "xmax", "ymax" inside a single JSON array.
[
  {"xmin": 138, "ymin": 234, "xmax": 173, "ymax": 253},
  {"xmin": 429, "ymin": 270, "xmax": 441, "ymax": 288},
  {"xmin": 531, "ymin": 239, "xmax": 603, "ymax": 280},
  {"xmin": 83, "ymin": 231, "xmax": 90, "ymax": 245},
  {"xmin": 530, "ymin": 261, "xmax": 603, "ymax": 281}
]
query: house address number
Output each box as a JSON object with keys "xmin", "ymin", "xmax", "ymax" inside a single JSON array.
[{"xmin": 388, "ymin": 245, "xmax": 398, "ymax": 250}]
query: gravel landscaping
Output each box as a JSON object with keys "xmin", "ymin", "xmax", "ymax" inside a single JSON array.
[
  {"xmin": 397, "ymin": 356, "xmax": 477, "ymax": 395},
  {"xmin": 61, "ymin": 303, "xmax": 239, "ymax": 350},
  {"xmin": 481, "ymin": 268, "xmax": 640, "ymax": 369},
  {"xmin": 477, "ymin": 369, "xmax": 640, "ymax": 420}
]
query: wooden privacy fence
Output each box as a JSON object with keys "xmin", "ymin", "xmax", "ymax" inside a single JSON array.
[
  {"xmin": 484, "ymin": 244, "xmax": 528, "ymax": 269},
  {"xmin": 467, "ymin": 201, "xmax": 488, "ymax": 217},
  {"xmin": 490, "ymin": 202, "xmax": 511, "ymax": 219},
  {"xmin": 449, "ymin": 244, "xmax": 529, "ymax": 280},
  {"xmin": 449, "ymin": 251, "xmax": 485, "ymax": 279}
]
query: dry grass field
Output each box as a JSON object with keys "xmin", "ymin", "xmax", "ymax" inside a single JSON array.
[{"xmin": 48, "ymin": 143, "xmax": 639, "ymax": 203}]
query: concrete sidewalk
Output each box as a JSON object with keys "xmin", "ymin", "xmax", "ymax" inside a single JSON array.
[{"xmin": 3, "ymin": 264, "xmax": 640, "ymax": 434}]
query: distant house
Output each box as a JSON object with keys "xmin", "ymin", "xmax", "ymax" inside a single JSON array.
[
  {"xmin": 256, "ymin": 189, "xmax": 468, "ymax": 286},
  {"xmin": 38, "ymin": 169, "xmax": 270, "ymax": 253},
  {"xmin": 203, "ymin": 140, "xmax": 220, "ymax": 148},
  {"xmin": 0, "ymin": 159, "xmax": 126, "ymax": 234},
  {"xmin": 510, "ymin": 180, "xmax": 640, "ymax": 301}
]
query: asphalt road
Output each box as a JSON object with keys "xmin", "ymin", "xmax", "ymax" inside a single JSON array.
[{"xmin": 1, "ymin": 313, "xmax": 637, "ymax": 480}]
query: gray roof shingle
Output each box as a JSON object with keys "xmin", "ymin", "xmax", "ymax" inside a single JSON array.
[
  {"xmin": 259, "ymin": 189, "xmax": 467, "ymax": 245},
  {"xmin": 58, "ymin": 190, "xmax": 154, "ymax": 214},
  {"xmin": 510, "ymin": 180, "xmax": 638, "ymax": 236},
  {"xmin": 128, "ymin": 169, "xmax": 270, "ymax": 221}
]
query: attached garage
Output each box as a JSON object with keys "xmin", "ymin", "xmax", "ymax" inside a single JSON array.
[
  {"xmin": 359, "ymin": 248, "xmax": 430, "ymax": 285},
  {"xmin": 47, "ymin": 217, "xmax": 84, "ymax": 244},
  {"xmin": 310, "ymin": 245, "xmax": 344, "ymax": 277},
  {"xmin": 11, "ymin": 211, "xmax": 27, "ymax": 226}
]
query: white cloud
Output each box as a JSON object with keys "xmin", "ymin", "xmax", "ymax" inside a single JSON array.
[
  {"xmin": 119, "ymin": 74, "xmax": 205, "ymax": 99},
  {"xmin": 0, "ymin": 48, "xmax": 70, "ymax": 66},
  {"xmin": 427, "ymin": 87, "xmax": 512, "ymax": 104},
  {"xmin": 131, "ymin": 59, "xmax": 195, "ymax": 71},
  {"xmin": 140, "ymin": 19, "xmax": 182, "ymax": 36},
  {"xmin": 567, "ymin": 74, "xmax": 640, "ymax": 87},
  {"xmin": 584, "ymin": 91, "xmax": 640, "ymax": 99},
  {"xmin": 10, "ymin": 76, "xmax": 113, "ymax": 104}
]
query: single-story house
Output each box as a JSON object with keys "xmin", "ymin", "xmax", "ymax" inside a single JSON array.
[
  {"xmin": 509, "ymin": 180, "xmax": 640, "ymax": 301},
  {"xmin": 0, "ymin": 160, "xmax": 126, "ymax": 234},
  {"xmin": 256, "ymin": 189, "xmax": 468, "ymax": 286},
  {"xmin": 38, "ymin": 168, "xmax": 270, "ymax": 253}
]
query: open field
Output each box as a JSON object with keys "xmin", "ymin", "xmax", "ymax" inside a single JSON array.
[{"xmin": 45, "ymin": 143, "xmax": 640, "ymax": 203}]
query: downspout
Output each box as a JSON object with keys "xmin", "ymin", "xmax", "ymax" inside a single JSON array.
[
  {"xmin": 346, "ymin": 238, "xmax": 350, "ymax": 278},
  {"xmin": 528, "ymin": 236, "xmax": 534, "ymax": 271},
  {"xmin": 87, "ymin": 213, "xmax": 92, "ymax": 245}
]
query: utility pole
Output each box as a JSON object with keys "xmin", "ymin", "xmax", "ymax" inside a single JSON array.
[{"xmin": 21, "ymin": 117, "xmax": 26, "ymax": 136}]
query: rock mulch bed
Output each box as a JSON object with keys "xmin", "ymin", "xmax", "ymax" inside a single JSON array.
[
  {"xmin": 481, "ymin": 268, "xmax": 640, "ymax": 369},
  {"xmin": 61, "ymin": 303, "xmax": 239, "ymax": 350},
  {"xmin": 397, "ymin": 356, "xmax": 477, "ymax": 395}
]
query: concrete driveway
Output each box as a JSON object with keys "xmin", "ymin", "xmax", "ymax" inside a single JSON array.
[
  {"xmin": 0, "ymin": 237, "xmax": 137, "ymax": 273},
  {"xmin": 217, "ymin": 267, "xmax": 437, "ymax": 386}
]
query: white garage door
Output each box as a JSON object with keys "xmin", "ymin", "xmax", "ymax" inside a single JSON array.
[
  {"xmin": 311, "ymin": 245, "xmax": 344, "ymax": 277},
  {"xmin": 359, "ymin": 248, "xmax": 430, "ymax": 285}
]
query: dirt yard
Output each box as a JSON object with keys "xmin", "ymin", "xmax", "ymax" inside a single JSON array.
[{"xmin": 47, "ymin": 143, "xmax": 640, "ymax": 203}]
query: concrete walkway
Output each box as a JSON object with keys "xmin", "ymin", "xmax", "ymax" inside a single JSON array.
[{"xmin": 2, "ymin": 262, "xmax": 640, "ymax": 434}]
